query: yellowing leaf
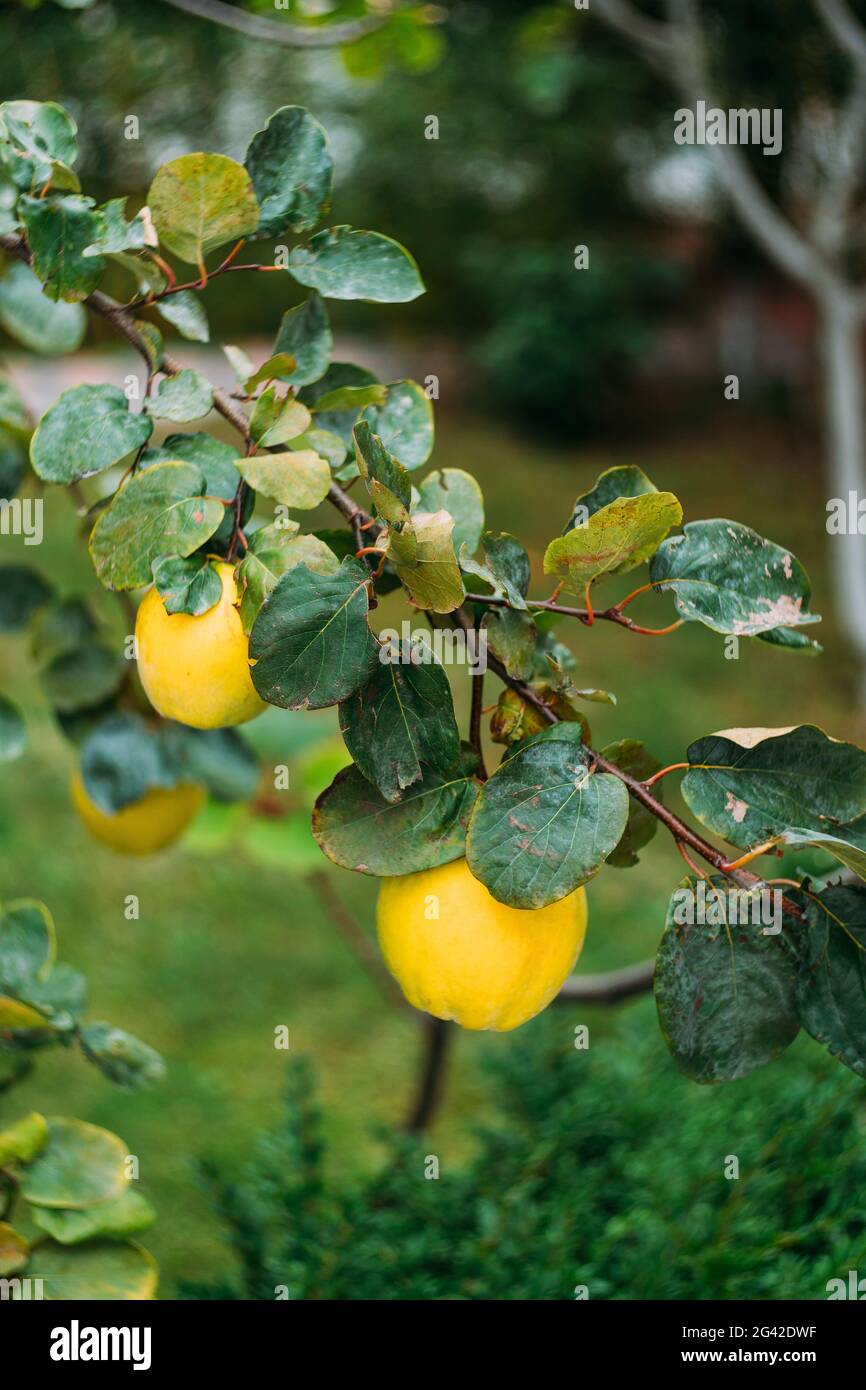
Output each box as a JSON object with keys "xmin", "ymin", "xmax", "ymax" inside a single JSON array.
[
  {"xmin": 237, "ymin": 449, "xmax": 331, "ymax": 509},
  {"xmin": 544, "ymin": 492, "xmax": 682, "ymax": 593},
  {"xmin": 148, "ymin": 153, "xmax": 259, "ymax": 265},
  {"xmin": 381, "ymin": 509, "xmax": 464, "ymax": 614}
]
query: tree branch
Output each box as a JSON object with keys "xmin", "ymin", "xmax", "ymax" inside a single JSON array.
[
  {"xmin": 480, "ymin": 641, "xmax": 769, "ymax": 894},
  {"xmin": 309, "ymin": 869, "xmax": 409, "ymax": 1013},
  {"xmin": 9, "ymin": 226, "xmax": 784, "ymax": 913},
  {"xmin": 593, "ymin": 0, "xmax": 844, "ymax": 298},
  {"xmin": 555, "ymin": 959, "xmax": 655, "ymax": 1003},
  {"xmin": 463, "ymin": 590, "xmax": 684, "ymax": 637},
  {"xmin": 159, "ymin": 0, "xmax": 392, "ymax": 48},
  {"xmin": 813, "ymin": 0, "xmax": 866, "ymax": 67},
  {"xmin": 404, "ymin": 1017, "xmax": 451, "ymax": 1133}
]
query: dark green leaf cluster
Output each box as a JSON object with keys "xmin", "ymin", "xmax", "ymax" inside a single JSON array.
[
  {"xmin": 183, "ymin": 1021, "xmax": 866, "ymax": 1301},
  {"xmin": 0, "ymin": 897, "xmax": 163, "ymax": 1089}
]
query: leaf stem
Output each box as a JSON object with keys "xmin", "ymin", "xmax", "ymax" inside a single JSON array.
[{"xmin": 643, "ymin": 761, "xmax": 690, "ymax": 788}]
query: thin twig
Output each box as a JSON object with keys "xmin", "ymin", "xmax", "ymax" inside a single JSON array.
[
  {"xmin": 159, "ymin": 0, "xmax": 393, "ymax": 48},
  {"xmin": 309, "ymin": 870, "xmax": 409, "ymax": 1014},
  {"xmin": 404, "ymin": 1017, "xmax": 451, "ymax": 1133},
  {"xmin": 554, "ymin": 959, "xmax": 655, "ymax": 1003}
]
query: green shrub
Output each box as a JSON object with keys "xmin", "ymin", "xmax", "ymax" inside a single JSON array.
[
  {"xmin": 185, "ymin": 1005, "xmax": 866, "ymax": 1300},
  {"xmin": 469, "ymin": 246, "xmax": 686, "ymax": 436}
]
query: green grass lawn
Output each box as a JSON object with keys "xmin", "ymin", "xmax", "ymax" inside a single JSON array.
[{"xmin": 0, "ymin": 399, "xmax": 856, "ymax": 1295}]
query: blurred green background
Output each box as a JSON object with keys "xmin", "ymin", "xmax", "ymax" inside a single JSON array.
[{"xmin": 1, "ymin": 0, "xmax": 864, "ymax": 1299}]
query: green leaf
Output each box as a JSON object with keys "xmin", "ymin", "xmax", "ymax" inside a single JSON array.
[
  {"xmin": 31, "ymin": 383, "xmax": 152, "ymax": 485},
  {"xmin": 682, "ymin": 725, "xmax": 866, "ymax": 880},
  {"xmin": 237, "ymin": 448, "xmax": 330, "ymax": 508},
  {"xmin": 236, "ymin": 525, "xmax": 338, "ymax": 633},
  {"xmin": 77, "ymin": 1022, "xmax": 165, "ymax": 1090},
  {"xmin": 21, "ymin": 963, "xmax": 87, "ymax": 1032},
  {"xmin": 655, "ymin": 875, "xmax": 800, "ymax": 1083},
  {"xmin": 416, "ymin": 467, "xmax": 483, "ymax": 555},
  {"xmin": 243, "ymin": 354, "xmax": 299, "ymax": 395},
  {"xmin": 133, "ymin": 319, "xmax": 164, "ymax": 371},
  {"xmin": 106, "ymin": 250, "xmax": 166, "ymax": 295},
  {"xmin": 0, "ymin": 376, "xmax": 31, "ymax": 439},
  {"xmin": 82, "ymin": 196, "xmax": 149, "ymax": 256},
  {"xmin": 244, "ymin": 105, "xmax": 333, "ymax": 238},
  {"xmin": 300, "ymin": 362, "xmax": 381, "ymax": 463},
  {"xmin": 466, "ymin": 729, "xmax": 628, "ymax": 908},
  {"xmin": 19, "ymin": 1239, "xmax": 157, "ymax": 1300},
  {"xmin": 0, "ymin": 564, "xmax": 52, "ymax": 631},
  {"xmin": 385, "ymin": 509, "xmax": 464, "ymax": 614},
  {"xmin": 288, "ymin": 226, "xmax": 424, "ymax": 303},
  {"xmin": 31, "ymin": 598, "xmax": 97, "ymax": 667},
  {"xmin": 649, "ymin": 520, "xmax": 820, "ymax": 637},
  {"xmin": 250, "ymin": 390, "xmax": 311, "ymax": 446},
  {"xmin": 249, "ymin": 557, "xmax": 380, "ymax": 710},
  {"xmin": 0, "ymin": 1222, "xmax": 28, "ymax": 1276},
  {"xmin": 340, "ymin": 652, "xmax": 460, "ymax": 802},
  {"xmin": 316, "ymin": 383, "xmax": 388, "ymax": 413},
  {"xmin": 757, "ymin": 624, "xmax": 823, "ymax": 656},
  {"xmin": 40, "ymin": 640, "xmax": 124, "ymax": 714},
  {"xmin": 600, "ymin": 739, "xmax": 662, "ymax": 867},
  {"xmin": 313, "ymin": 749, "xmax": 479, "ymax": 875},
  {"xmin": 489, "ymin": 684, "xmax": 589, "ymax": 747},
  {"xmin": 544, "ymin": 491, "xmax": 682, "ymax": 594},
  {"xmin": 161, "ymin": 725, "xmax": 258, "ymax": 804},
  {"xmin": 21, "ymin": 1117, "xmax": 129, "ymax": 1209},
  {"xmin": 0, "ymin": 899, "xmax": 56, "ymax": 991},
  {"xmin": 32, "ymin": 1188, "xmax": 155, "ymax": 1245},
  {"xmin": 19, "ymin": 193, "xmax": 104, "ymax": 302},
  {"xmin": 288, "ymin": 428, "xmax": 346, "ymax": 469},
  {"xmin": 0, "ymin": 100, "xmax": 77, "ymax": 192},
  {"xmin": 89, "ymin": 460, "xmax": 223, "ymax": 590},
  {"xmin": 0, "ymin": 261, "xmax": 86, "ymax": 354},
  {"xmin": 0, "ymin": 375, "xmax": 28, "ymax": 439},
  {"xmin": 0, "ymin": 441, "xmax": 25, "ymax": 500},
  {"xmin": 223, "ymin": 343, "xmax": 255, "ymax": 382},
  {"xmin": 482, "ymin": 607, "xmax": 538, "ymax": 680},
  {"xmin": 148, "ymin": 152, "xmax": 259, "ymax": 265},
  {"xmin": 80, "ymin": 713, "xmax": 182, "ymax": 814},
  {"xmin": 156, "ymin": 290, "xmax": 210, "ymax": 343},
  {"xmin": 564, "ymin": 463, "xmax": 657, "ymax": 532},
  {"xmin": 141, "ymin": 431, "xmax": 241, "ymax": 549},
  {"xmin": 792, "ymin": 883, "xmax": 866, "ymax": 1077},
  {"xmin": 353, "ymin": 418, "xmax": 412, "ymax": 524},
  {"xmin": 272, "ymin": 293, "xmax": 332, "ymax": 386},
  {"xmin": 461, "ymin": 531, "xmax": 529, "ymax": 606},
  {"xmin": 146, "ymin": 369, "xmax": 213, "ymax": 423},
  {"xmin": 152, "ymin": 553, "xmax": 222, "ymax": 617},
  {"xmin": 0, "ymin": 1111, "xmax": 49, "ymax": 1166},
  {"xmin": 361, "ymin": 380, "xmax": 434, "ymax": 470},
  {"xmin": 0, "ymin": 691, "xmax": 25, "ymax": 762},
  {"xmin": 260, "ymin": 401, "xmax": 314, "ymax": 449}
]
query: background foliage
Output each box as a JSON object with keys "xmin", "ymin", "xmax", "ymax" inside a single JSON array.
[{"xmin": 1, "ymin": 0, "xmax": 865, "ymax": 1300}]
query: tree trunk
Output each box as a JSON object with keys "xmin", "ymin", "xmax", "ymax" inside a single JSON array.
[{"xmin": 820, "ymin": 293, "xmax": 866, "ymax": 702}]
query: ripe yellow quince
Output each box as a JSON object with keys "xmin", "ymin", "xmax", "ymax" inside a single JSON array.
[
  {"xmin": 135, "ymin": 561, "xmax": 266, "ymax": 729},
  {"xmin": 71, "ymin": 772, "xmax": 204, "ymax": 855},
  {"xmin": 377, "ymin": 858, "xmax": 588, "ymax": 1032}
]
